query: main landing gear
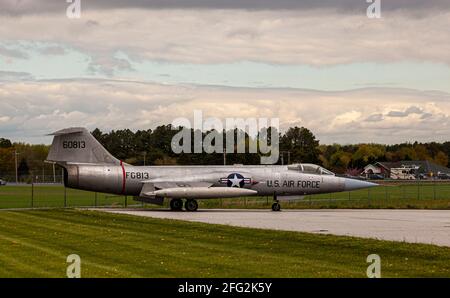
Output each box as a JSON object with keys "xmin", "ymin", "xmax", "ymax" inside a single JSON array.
[
  {"xmin": 169, "ymin": 198, "xmax": 198, "ymax": 212},
  {"xmin": 185, "ymin": 199, "xmax": 198, "ymax": 212},
  {"xmin": 271, "ymin": 194, "xmax": 281, "ymax": 212},
  {"xmin": 169, "ymin": 198, "xmax": 183, "ymax": 211}
]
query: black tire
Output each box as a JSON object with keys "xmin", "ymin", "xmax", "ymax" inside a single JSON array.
[
  {"xmin": 185, "ymin": 199, "xmax": 198, "ymax": 212},
  {"xmin": 170, "ymin": 199, "xmax": 183, "ymax": 211},
  {"xmin": 271, "ymin": 202, "xmax": 281, "ymax": 212}
]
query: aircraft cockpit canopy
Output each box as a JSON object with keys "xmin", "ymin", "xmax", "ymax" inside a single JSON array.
[{"xmin": 287, "ymin": 163, "xmax": 335, "ymax": 176}]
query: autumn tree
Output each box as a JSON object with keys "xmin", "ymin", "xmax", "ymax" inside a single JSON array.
[
  {"xmin": 434, "ymin": 151, "xmax": 449, "ymax": 167},
  {"xmin": 352, "ymin": 144, "xmax": 386, "ymax": 168}
]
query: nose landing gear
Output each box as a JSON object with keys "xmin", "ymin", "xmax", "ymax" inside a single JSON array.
[
  {"xmin": 271, "ymin": 193, "xmax": 281, "ymax": 211},
  {"xmin": 271, "ymin": 202, "xmax": 281, "ymax": 211}
]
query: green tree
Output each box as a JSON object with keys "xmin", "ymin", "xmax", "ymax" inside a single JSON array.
[
  {"xmin": 0, "ymin": 138, "xmax": 12, "ymax": 148},
  {"xmin": 280, "ymin": 127, "xmax": 320, "ymax": 163},
  {"xmin": 91, "ymin": 128, "xmax": 105, "ymax": 144},
  {"xmin": 0, "ymin": 147, "xmax": 15, "ymax": 179},
  {"xmin": 329, "ymin": 150, "xmax": 353, "ymax": 173},
  {"xmin": 397, "ymin": 146, "xmax": 417, "ymax": 161},
  {"xmin": 17, "ymin": 158, "xmax": 29, "ymax": 179}
]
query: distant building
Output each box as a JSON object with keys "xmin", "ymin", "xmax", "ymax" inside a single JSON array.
[{"xmin": 362, "ymin": 160, "xmax": 450, "ymax": 180}]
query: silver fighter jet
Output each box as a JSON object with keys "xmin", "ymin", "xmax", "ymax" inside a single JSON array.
[{"xmin": 46, "ymin": 127, "xmax": 377, "ymax": 211}]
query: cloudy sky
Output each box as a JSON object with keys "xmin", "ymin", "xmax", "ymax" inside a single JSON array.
[{"xmin": 1, "ymin": 0, "xmax": 449, "ymax": 144}]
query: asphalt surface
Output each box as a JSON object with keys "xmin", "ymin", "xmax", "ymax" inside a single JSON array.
[{"xmin": 91, "ymin": 208, "xmax": 450, "ymax": 247}]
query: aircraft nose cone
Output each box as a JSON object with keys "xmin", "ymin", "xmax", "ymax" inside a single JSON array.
[{"xmin": 344, "ymin": 178, "xmax": 378, "ymax": 191}]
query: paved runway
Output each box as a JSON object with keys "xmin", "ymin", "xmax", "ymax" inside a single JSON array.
[{"xmin": 92, "ymin": 209, "xmax": 450, "ymax": 247}]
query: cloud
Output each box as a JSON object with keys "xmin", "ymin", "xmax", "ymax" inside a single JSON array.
[
  {"xmin": 38, "ymin": 45, "xmax": 67, "ymax": 56},
  {"xmin": 87, "ymin": 54, "xmax": 134, "ymax": 76},
  {"xmin": 0, "ymin": 45, "xmax": 29, "ymax": 60},
  {"xmin": 0, "ymin": 71, "xmax": 33, "ymax": 81},
  {"xmin": 387, "ymin": 106, "xmax": 424, "ymax": 117},
  {"xmin": 0, "ymin": 9, "xmax": 449, "ymax": 68},
  {"xmin": 0, "ymin": 116, "xmax": 11, "ymax": 123},
  {"xmin": 0, "ymin": 79, "xmax": 449, "ymax": 144},
  {"xmin": 1, "ymin": 3, "xmax": 448, "ymax": 146},
  {"xmin": 365, "ymin": 113, "xmax": 384, "ymax": 122},
  {"xmin": 421, "ymin": 113, "xmax": 433, "ymax": 119},
  {"xmin": 1, "ymin": 0, "xmax": 449, "ymax": 15},
  {"xmin": 332, "ymin": 111, "xmax": 362, "ymax": 126}
]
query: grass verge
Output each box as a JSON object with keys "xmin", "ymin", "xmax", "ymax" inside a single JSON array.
[{"xmin": 0, "ymin": 209, "xmax": 449, "ymax": 277}]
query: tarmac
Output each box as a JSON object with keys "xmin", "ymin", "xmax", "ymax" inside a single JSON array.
[{"xmin": 92, "ymin": 208, "xmax": 450, "ymax": 247}]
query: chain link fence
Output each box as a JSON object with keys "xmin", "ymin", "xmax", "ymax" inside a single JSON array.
[
  {"xmin": 0, "ymin": 174, "xmax": 64, "ymax": 184},
  {"xmin": 198, "ymin": 180, "xmax": 450, "ymax": 209},
  {"xmin": 0, "ymin": 180, "xmax": 450, "ymax": 210},
  {"xmin": 0, "ymin": 184, "xmax": 142, "ymax": 209}
]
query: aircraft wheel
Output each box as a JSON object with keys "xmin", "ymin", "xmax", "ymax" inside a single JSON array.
[
  {"xmin": 185, "ymin": 199, "xmax": 198, "ymax": 212},
  {"xmin": 170, "ymin": 198, "xmax": 183, "ymax": 211},
  {"xmin": 271, "ymin": 202, "xmax": 281, "ymax": 212}
]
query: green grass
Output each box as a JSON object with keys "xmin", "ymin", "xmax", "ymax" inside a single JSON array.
[
  {"xmin": 0, "ymin": 209, "xmax": 449, "ymax": 277},
  {"xmin": 0, "ymin": 185, "xmax": 129, "ymax": 209},
  {"xmin": 1, "ymin": 182, "xmax": 450, "ymax": 210}
]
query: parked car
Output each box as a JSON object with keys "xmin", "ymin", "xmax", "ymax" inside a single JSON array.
[
  {"xmin": 340, "ymin": 174, "xmax": 365, "ymax": 180},
  {"xmin": 0, "ymin": 179, "xmax": 6, "ymax": 186},
  {"xmin": 418, "ymin": 173, "xmax": 428, "ymax": 180},
  {"xmin": 368, "ymin": 173, "xmax": 384, "ymax": 180},
  {"xmin": 437, "ymin": 173, "xmax": 450, "ymax": 180}
]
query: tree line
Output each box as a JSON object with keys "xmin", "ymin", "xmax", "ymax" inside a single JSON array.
[{"xmin": 0, "ymin": 125, "xmax": 449, "ymax": 182}]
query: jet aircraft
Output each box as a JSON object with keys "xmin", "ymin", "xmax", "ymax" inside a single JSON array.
[{"xmin": 46, "ymin": 127, "xmax": 377, "ymax": 211}]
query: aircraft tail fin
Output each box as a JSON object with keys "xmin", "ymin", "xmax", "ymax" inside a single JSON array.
[{"xmin": 46, "ymin": 127, "xmax": 120, "ymax": 165}]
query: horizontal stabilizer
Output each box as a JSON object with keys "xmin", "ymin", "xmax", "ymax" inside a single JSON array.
[{"xmin": 48, "ymin": 127, "xmax": 86, "ymax": 136}]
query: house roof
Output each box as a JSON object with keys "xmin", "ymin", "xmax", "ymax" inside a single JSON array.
[
  {"xmin": 375, "ymin": 162, "xmax": 399, "ymax": 170},
  {"xmin": 363, "ymin": 164, "xmax": 380, "ymax": 170}
]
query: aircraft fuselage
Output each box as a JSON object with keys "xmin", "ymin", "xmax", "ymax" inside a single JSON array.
[{"xmin": 64, "ymin": 163, "xmax": 368, "ymax": 198}]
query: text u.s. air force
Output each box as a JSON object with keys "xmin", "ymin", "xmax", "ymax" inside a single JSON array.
[{"xmin": 266, "ymin": 180, "xmax": 320, "ymax": 188}]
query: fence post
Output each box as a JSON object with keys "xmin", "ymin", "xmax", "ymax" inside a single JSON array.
[
  {"xmin": 417, "ymin": 180, "xmax": 420, "ymax": 200},
  {"xmin": 433, "ymin": 181, "xmax": 436, "ymax": 200},
  {"xmin": 64, "ymin": 186, "xmax": 67, "ymax": 207},
  {"xmin": 31, "ymin": 183, "xmax": 34, "ymax": 208}
]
